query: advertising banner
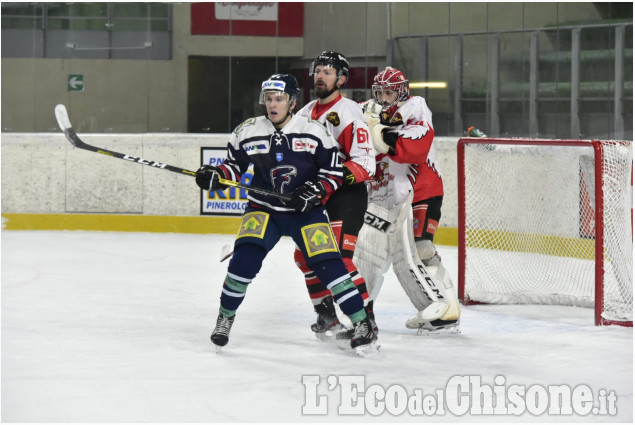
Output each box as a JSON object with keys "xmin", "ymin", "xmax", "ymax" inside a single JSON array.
[
  {"xmin": 200, "ymin": 147, "xmax": 253, "ymax": 216},
  {"xmin": 191, "ymin": 2, "xmax": 303, "ymax": 37}
]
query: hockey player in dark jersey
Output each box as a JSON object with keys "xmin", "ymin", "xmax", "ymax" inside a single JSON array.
[
  {"xmin": 195, "ymin": 74, "xmax": 378, "ymax": 355},
  {"xmin": 295, "ymin": 51, "xmax": 377, "ymax": 339}
]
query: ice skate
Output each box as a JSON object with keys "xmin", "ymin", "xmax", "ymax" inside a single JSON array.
[
  {"xmin": 350, "ymin": 316, "xmax": 379, "ymax": 357},
  {"xmin": 409, "ymin": 317, "xmax": 461, "ymax": 335},
  {"xmin": 211, "ymin": 312, "xmax": 235, "ymax": 351},
  {"xmin": 335, "ymin": 305, "xmax": 377, "ymax": 342},
  {"xmin": 311, "ymin": 297, "xmax": 343, "ymax": 341}
]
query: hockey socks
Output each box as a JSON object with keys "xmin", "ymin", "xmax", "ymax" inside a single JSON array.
[
  {"xmin": 219, "ymin": 272, "xmax": 251, "ymax": 317},
  {"xmin": 345, "ymin": 260, "xmax": 369, "ymax": 302},
  {"xmin": 312, "ymin": 259, "xmax": 366, "ymax": 324},
  {"xmin": 219, "ymin": 244, "xmax": 265, "ymax": 317},
  {"xmin": 295, "ymin": 250, "xmax": 370, "ymax": 306},
  {"xmin": 294, "ymin": 248, "xmax": 330, "ymax": 305}
]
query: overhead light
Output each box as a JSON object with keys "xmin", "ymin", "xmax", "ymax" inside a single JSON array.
[
  {"xmin": 409, "ymin": 81, "xmax": 447, "ymax": 89},
  {"xmin": 62, "ymin": 42, "xmax": 153, "ymax": 51}
]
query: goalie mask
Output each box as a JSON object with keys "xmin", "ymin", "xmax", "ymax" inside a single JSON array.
[{"xmin": 372, "ymin": 67, "xmax": 410, "ymax": 118}]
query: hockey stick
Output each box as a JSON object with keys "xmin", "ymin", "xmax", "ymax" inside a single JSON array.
[
  {"xmin": 219, "ymin": 244, "xmax": 234, "ymax": 262},
  {"xmin": 54, "ymin": 104, "xmax": 292, "ymax": 202}
]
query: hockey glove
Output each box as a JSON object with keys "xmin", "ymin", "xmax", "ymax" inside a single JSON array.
[
  {"xmin": 381, "ymin": 130, "xmax": 399, "ymax": 153},
  {"xmin": 369, "ymin": 122, "xmax": 395, "ymax": 154},
  {"xmin": 361, "ymin": 100, "xmax": 383, "ymax": 116},
  {"xmin": 342, "ymin": 163, "xmax": 356, "ymax": 185},
  {"xmin": 364, "ymin": 110, "xmax": 393, "ymax": 154},
  {"xmin": 195, "ymin": 165, "xmax": 229, "ymax": 191},
  {"xmin": 288, "ymin": 181, "xmax": 327, "ymax": 213}
]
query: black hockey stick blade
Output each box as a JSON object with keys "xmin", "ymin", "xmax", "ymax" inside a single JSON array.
[{"xmin": 54, "ymin": 104, "xmax": 292, "ymax": 201}]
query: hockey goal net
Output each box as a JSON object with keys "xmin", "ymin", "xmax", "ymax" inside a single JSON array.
[{"xmin": 458, "ymin": 138, "xmax": 632, "ymax": 326}]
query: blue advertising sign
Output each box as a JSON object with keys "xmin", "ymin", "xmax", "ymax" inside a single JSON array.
[{"xmin": 200, "ymin": 147, "xmax": 253, "ymax": 216}]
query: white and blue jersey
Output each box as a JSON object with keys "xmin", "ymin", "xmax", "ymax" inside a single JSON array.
[{"xmin": 216, "ymin": 114, "xmax": 343, "ymax": 213}]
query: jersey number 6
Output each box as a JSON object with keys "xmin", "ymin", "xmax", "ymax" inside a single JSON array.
[{"xmin": 357, "ymin": 127, "xmax": 369, "ymax": 144}]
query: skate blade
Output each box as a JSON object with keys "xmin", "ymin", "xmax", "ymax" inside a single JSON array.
[
  {"xmin": 354, "ymin": 341, "xmax": 380, "ymax": 357},
  {"xmin": 416, "ymin": 323, "xmax": 461, "ymax": 336},
  {"xmin": 214, "ymin": 344, "xmax": 224, "ymax": 353}
]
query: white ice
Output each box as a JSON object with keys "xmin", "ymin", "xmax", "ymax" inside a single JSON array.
[{"xmin": 2, "ymin": 230, "xmax": 632, "ymax": 422}]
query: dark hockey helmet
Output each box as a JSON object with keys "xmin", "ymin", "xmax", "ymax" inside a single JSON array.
[
  {"xmin": 309, "ymin": 51, "xmax": 350, "ymax": 78},
  {"xmin": 372, "ymin": 66, "xmax": 410, "ymax": 110},
  {"xmin": 259, "ymin": 73, "xmax": 300, "ymax": 105}
]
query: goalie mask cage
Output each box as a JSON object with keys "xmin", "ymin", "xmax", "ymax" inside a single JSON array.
[{"xmin": 458, "ymin": 138, "xmax": 632, "ymax": 326}]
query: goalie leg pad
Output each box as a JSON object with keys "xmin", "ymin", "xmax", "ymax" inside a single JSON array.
[
  {"xmin": 391, "ymin": 200, "xmax": 448, "ymax": 315},
  {"xmin": 405, "ymin": 245, "xmax": 461, "ymax": 328},
  {"xmin": 425, "ymin": 261, "xmax": 461, "ymax": 321},
  {"xmin": 416, "ymin": 239, "xmax": 439, "ymax": 266},
  {"xmin": 352, "ymin": 202, "xmax": 396, "ymax": 301},
  {"xmin": 414, "ymin": 239, "xmax": 461, "ymax": 321},
  {"xmin": 404, "ymin": 272, "xmax": 461, "ymax": 329}
]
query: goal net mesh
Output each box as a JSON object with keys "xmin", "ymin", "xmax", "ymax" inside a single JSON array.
[{"xmin": 460, "ymin": 139, "xmax": 632, "ymax": 324}]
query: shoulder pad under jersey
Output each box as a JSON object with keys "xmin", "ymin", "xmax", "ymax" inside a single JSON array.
[
  {"xmin": 233, "ymin": 117, "xmax": 257, "ymax": 135},
  {"xmin": 306, "ymin": 117, "xmax": 332, "ymax": 137}
]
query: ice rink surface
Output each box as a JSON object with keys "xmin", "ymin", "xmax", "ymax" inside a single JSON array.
[{"xmin": 2, "ymin": 230, "xmax": 632, "ymax": 422}]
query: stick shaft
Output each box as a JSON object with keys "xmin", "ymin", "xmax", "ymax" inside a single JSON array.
[{"xmin": 55, "ymin": 104, "xmax": 292, "ymax": 201}]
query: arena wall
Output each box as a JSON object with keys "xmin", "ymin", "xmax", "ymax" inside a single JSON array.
[{"xmin": 1, "ymin": 134, "xmax": 459, "ymax": 244}]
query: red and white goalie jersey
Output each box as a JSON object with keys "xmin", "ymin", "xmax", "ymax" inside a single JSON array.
[
  {"xmin": 297, "ymin": 95, "xmax": 375, "ymax": 183},
  {"xmin": 364, "ymin": 96, "xmax": 443, "ymax": 208}
]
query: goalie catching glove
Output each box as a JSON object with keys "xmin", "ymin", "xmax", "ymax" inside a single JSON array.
[
  {"xmin": 195, "ymin": 165, "xmax": 229, "ymax": 191},
  {"xmin": 288, "ymin": 181, "xmax": 326, "ymax": 213},
  {"xmin": 363, "ymin": 109, "xmax": 397, "ymax": 155}
]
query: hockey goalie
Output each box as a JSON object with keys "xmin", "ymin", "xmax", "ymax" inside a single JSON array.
[{"xmin": 354, "ymin": 67, "xmax": 461, "ymax": 333}]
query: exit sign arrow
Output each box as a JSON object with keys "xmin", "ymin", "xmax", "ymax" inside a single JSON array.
[{"xmin": 68, "ymin": 74, "xmax": 84, "ymax": 92}]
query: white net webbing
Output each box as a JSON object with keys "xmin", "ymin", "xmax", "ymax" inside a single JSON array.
[{"xmin": 461, "ymin": 139, "xmax": 632, "ymax": 324}]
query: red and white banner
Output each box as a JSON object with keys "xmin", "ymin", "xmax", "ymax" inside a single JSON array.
[
  {"xmin": 215, "ymin": 3, "xmax": 278, "ymax": 21},
  {"xmin": 192, "ymin": 2, "xmax": 303, "ymax": 37}
]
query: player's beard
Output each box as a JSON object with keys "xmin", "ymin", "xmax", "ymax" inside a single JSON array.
[{"xmin": 314, "ymin": 80, "xmax": 338, "ymax": 99}]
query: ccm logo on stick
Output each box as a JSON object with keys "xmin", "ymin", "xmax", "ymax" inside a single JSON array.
[{"xmin": 123, "ymin": 155, "xmax": 167, "ymax": 168}]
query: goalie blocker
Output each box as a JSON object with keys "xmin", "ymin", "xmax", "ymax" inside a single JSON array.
[{"xmin": 353, "ymin": 191, "xmax": 461, "ymax": 332}]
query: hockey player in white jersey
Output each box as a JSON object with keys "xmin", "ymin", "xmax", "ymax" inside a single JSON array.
[
  {"xmin": 294, "ymin": 51, "xmax": 377, "ymax": 339},
  {"xmin": 355, "ymin": 67, "xmax": 461, "ymax": 333}
]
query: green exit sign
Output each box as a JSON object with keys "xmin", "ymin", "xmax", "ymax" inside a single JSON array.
[{"xmin": 68, "ymin": 74, "xmax": 84, "ymax": 92}]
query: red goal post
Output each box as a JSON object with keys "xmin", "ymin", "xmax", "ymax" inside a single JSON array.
[{"xmin": 457, "ymin": 138, "xmax": 632, "ymax": 326}]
